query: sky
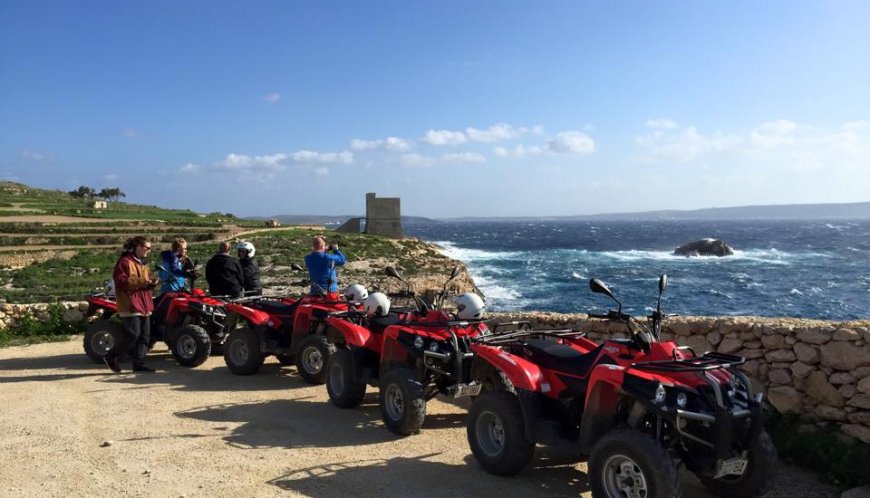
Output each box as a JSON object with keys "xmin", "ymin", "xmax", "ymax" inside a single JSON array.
[{"xmin": 1, "ymin": 1, "xmax": 869, "ymax": 218}]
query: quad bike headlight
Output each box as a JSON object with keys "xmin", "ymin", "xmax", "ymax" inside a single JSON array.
[
  {"xmin": 654, "ymin": 384, "xmax": 666, "ymax": 404},
  {"xmin": 428, "ymin": 342, "xmax": 440, "ymax": 352},
  {"xmin": 676, "ymin": 392, "xmax": 688, "ymax": 409},
  {"xmin": 413, "ymin": 336, "xmax": 425, "ymax": 349}
]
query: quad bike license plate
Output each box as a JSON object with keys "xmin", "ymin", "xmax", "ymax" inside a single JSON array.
[
  {"xmin": 453, "ymin": 383, "xmax": 482, "ymax": 398},
  {"xmin": 714, "ymin": 457, "xmax": 748, "ymax": 478}
]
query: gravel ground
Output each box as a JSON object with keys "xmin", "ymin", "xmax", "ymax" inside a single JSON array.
[{"xmin": 0, "ymin": 337, "xmax": 838, "ymax": 498}]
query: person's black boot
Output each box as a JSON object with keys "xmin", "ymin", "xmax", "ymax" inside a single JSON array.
[
  {"xmin": 103, "ymin": 355, "xmax": 122, "ymax": 373},
  {"xmin": 132, "ymin": 364, "xmax": 156, "ymax": 373}
]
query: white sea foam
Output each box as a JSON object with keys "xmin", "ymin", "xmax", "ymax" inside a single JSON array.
[
  {"xmin": 432, "ymin": 241, "xmax": 522, "ymax": 262},
  {"xmin": 474, "ymin": 274, "xmax": 522, "ymax": 300}
]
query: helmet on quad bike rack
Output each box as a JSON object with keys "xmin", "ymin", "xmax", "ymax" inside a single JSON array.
[
  {"xmin": 454, "ymin": 293, "xmax": 485, "ymax": 319},
  {"xmin": 236, "ymin": 241, "xmax": 256, "ymax": 258},
  {"xmin": 104, "ymin": 280, "xmax": 116, "ymax": 298},
  {"xmin": 343, "ymin": 284, "xmax": 368, "ymax": 303},
  {"xmin": 364, "ymin": 292, "xmax": 390, "ymax": 317}
]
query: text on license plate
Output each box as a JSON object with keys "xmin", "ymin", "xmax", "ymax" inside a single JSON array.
[
  {"xmin": 715, "ymin": 457, "xmax": 748, "ymax": 478},
  {"xmin": 454, "ymin": 383, "xmax": 482, "ymax": 398}
]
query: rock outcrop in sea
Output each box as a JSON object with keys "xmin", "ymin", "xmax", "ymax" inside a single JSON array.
[{"xmin": 674, "ymin": 238, "xmax": 734, "ymax": 257}]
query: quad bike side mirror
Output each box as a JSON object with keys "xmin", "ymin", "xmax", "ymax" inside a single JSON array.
[
  {"xmin": 291, "ymin": 263, "xmax": 305, "ymax": 272},
  {"xmin": 589, "ymin": 278, "xmax": 615, "ymax": 299},
  {"xmin": 658, "ymin": 274, "xmax": 668, "ymax": 294},
  {"xmin": 449, "ymin": 266, "xmax": 461, "ymax": 281}
]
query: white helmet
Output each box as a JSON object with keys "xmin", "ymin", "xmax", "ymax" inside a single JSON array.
[
  {"xmin": 343, "ymin": 284, "xmax": 368, "ymax": 302},
  {"xmin": 236, "ymin": 241, "xmax": 256, "ymax": 258},
  {"xmin": 454, "ymin": 293, "xmax": 485, "ymax": 319},
  {"xmin": 364, "ymin": 292, "xmax": 390, "ymax": 317},
  {"xmin": 105, "ymin": 280, "xmax": 116, "ymax": 298}
]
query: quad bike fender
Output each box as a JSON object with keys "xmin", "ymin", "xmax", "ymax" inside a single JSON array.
[
  {"xmin": 471, "ymin": 344, "xmax": 544, "ymax": 392},
  {"xmin": 325, "ymin": 317, "xmax": 372, "ymax": 348},
  {"xmin": 577, "ymin": 364, "xmax": 626, "ymax": 452},
  {"xmin": 224, "ymin": 303, "xmax": 271, "ymax": 326}
]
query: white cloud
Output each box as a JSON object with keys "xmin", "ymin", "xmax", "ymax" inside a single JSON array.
[
  {"xmin": 180, "ymin": 149, "xmax": 353, "ymax": 174},
  {"xmin": 287, "ymin": 150, "xmax": 353, "ymax": 164},
  {"xmin": 423, "ymin": 129, "xmax": 467, "ymax": 145},
  {"xmin": 466, "ymin": 123, "xmax": 526, "ymax": 143},
  {"xmin": 180, "ymin": 163, "xmax": 201, "ymax": 174},
  {"xmin": 646, "ymin": 118, "xmax": 679, "ymax": 129},
  {"xmin": 493, "ymin": 145, "xmax": 545, "ymax": 159},
  {"xmin": 547, "ymin": 131, "xmax": 596, "ymax": 154},
  {"xmin": 263, "ymin": 92, "xmax": 281, "ymax": 103},
  {"xmin": 313, "ymin": 167, "xmax": 330, "ymax": 176},
  {"xmin": 442, "ymin": 152, "xmax": 486, "ymax": 163},
  {"xmin": 351, "ymin": 136, "xmax": 411, "ymax": 152},
  {"xmin": 20, "ymin": 149, "xmax": 49, "ymax": 161},
  {"xmin": 635, "ymin": 120, "xmax": 870, "ymax": 168},
  {"xmin": 400, "ymin": 153, "xmax": 435, "ymax": 168}
]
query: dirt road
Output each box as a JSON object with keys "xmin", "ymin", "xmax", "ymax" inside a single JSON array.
[{"xmin": 0, "ymin": 338, "xmax": 837, "ymax": 498}]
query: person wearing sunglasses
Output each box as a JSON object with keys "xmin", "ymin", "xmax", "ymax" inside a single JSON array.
[{"xmin": 104, "ymin": 236, "xmax": 160, "ymax": 373}]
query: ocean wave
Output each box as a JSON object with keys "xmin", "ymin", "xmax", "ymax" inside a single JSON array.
[
  {"xmin": 432, "ymin": 241, "xmax": 523, "ymax": 262},
  {"xmin": 474, "ymin": 275, "xmax": 522, "ymax": 300}
]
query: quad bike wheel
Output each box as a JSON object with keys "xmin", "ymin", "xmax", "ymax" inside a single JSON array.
[
  {"xmin": 697, "ymin": 430, "xmax": 777, "ymax": 498},
  {"xmin": 83, "ymin": 319, "xmax": 122, "ymax": 363},
  {"xmin": 223, "ymin": 327, "xmax": 265, "ymax": 375},
  {"xmin": 589, "ymin": 428, "xmax": 681, "ymax": 498},
  {"xmin": 379, "ymin": 367, "xmax": 426, "ymax": 436},
  {"xmin": 296, "ymin": 334, "xmax": 335, "ymax": 385},
  {"xmin": 467, "ymin": 390, "xmax": 535, "ymax": 476},
  {"xmin": 326, "ymin": 348, "xmax": 366, "ymax": 408},
  {"xmin": 170, "ymin": 324, "xmax": 211, "ymax": 367}
]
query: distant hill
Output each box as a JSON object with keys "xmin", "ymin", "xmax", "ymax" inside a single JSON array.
[{"xmin": 445, "ymin": 201, "xmax": 870, "ymax": 222}]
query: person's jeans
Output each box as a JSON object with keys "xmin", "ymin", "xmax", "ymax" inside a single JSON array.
[{"xmin": 109, "ymin": 316, "xmax": 151, "ymax": 366}]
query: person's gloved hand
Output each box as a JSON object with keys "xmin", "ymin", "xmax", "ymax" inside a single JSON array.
[{"xmin": 328, "ymin": 244, "xmax": 338, "ymax": 251}]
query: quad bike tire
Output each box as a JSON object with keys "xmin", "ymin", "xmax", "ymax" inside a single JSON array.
[
  {"xmin": 589, "ymin": 428, "xmax": 681, "ymax": 498},
  {"xmin": 170, "ymin": 324, "xmax": 211, "ymax": 367},
  {"xmin": 295, "ymin": 334, "xmax": 335, "ymax": 385},
  {"xmin": 326, "ymin": 348, "xmax": 366, "ymax": 408},
  {"xmin": 379, "ymin": 367, "xmax": 426, "ymax": 436},
  {"xmin": 697, "ymin": 430, "xmax": 777, "ymax": 498},
  {"xmin": 83, "ymin": 319, "xmax": 122, "ymax": 363},
  {"xmin": 467, "ymin": 390, "xmax": 535, "ymax": 476},
  {"xmin": 223, "ymin": 327, "xmax": 265, "ymax": 375}
]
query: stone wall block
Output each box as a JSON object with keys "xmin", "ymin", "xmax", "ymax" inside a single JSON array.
[
  {"xmin": 804, "ymin": 370, "xmax": 846, "ymax": 407},
  {"xmin": 858, "ymin": 377, "xmax": 870, "ymax": 396},
  {"xmin": 842, "ymin": 424, "xmax": 870, "ymax": 444},
  {"xmin": 830, "ymin": 372, "xmax": 856, "ymax": 385},
  {"xmin": 790, "ymin": 361, "xmax": 813, "ymax": 379},
  {"xmin": 742, "ymin": 360, "xmax": 760, "ymax": 377},
  {"xmin": 846, "ymin": 411, "xmax": 870, "ymax": 425},
  {"xmin": 820, "ymin": 342, "xmax": 870, "ymax": 371},
  {"xmin": 738, "ymin": 349, "xmax": 765, "ymax": 360},
  {"xmin": 62, "ymin": 309, "xmax": 83, "ymax": 324},
  {"xmin": 761, "ymin": 335, "xmax": 784, "ymax": 349},
  {"xmin": 848, "ymin": 394, "xmax": 870, "ymax": 409},
  {"xmin": 793, "ymin": 342, "xmax": 819, "ymax": 364},
  {"xmin": 815, "ymin": 405, "xmax": 847, "ymax": 421},
  {"xmin": 784, "ymin": 335, "xmax": 797, "ymax": 345},
  {"xmin": 767, "ymin": 386, "xmax": 803, "ymax": 413},
  {"xmin": 854, "ymin": 367, "xmax": 870, "ymax": 379},
  {"xmin": 796, "ymin": 328, "xmax": 831, "ymax": 345},
  {"xmin": 769, "ymin": 369, "xmax": 791, "ymax": 385},
  {"xmin": 840, "ymin": 385, "xmax": 858, "ymax": 398},
  {"xmin": 682, "ymin": 335, "xmax": 713, "ymax": 355},
  {"xmin": 706, "ymin": 331, "xmax": 722, "ymax": 346},
  {"xmin": 833, "ymin": 328, "xmax": 861, "ymax": 341},
  {"xmin": 670, "ymin": 322, "xmax": 694, "ymax": 336},
  {"xmin": 765, "ymin": 350, "xmax": 796, "ymax": 363},
  {"xmin": 718, "ymin": 338, "xmax": 743, "ymax": 354},
  {"xmin": 744, "ymin": 340, "xmax": 762, "ymax": 349}
]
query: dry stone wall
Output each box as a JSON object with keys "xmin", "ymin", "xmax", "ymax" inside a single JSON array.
[{"xmin": 490, "ymin": 312, "xmax": 870, "ymax": 445}]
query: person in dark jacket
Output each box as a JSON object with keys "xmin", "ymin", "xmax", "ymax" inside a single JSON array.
[
  {"xmin": 205, "ymin": 241, "xmax": 243, "ymax": 297},
  {"xmin": 304, "ymin": 236, "xmax": 346, "ymax": 298},
  {"xmin": 104, "ymin": 236, "xmax": 160, "ymax": 373},
  {"xmin": 236, "ymin": 241, "xmax": 262, "ymax": 296},
  {"xmin": 158, "ymin": 238, "xmax": 196, "ymax": 294}
]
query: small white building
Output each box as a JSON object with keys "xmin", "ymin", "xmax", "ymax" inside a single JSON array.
[{"xmin": 93, "ymin": 201, "xmax": 107, "ymax": 209}]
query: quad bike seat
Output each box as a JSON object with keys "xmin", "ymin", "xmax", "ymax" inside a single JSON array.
[
  {"xmin": 250, "ymin": 300, "xmax": 297, "ymax": 317},
  {"xmin": 522, "ymin": 338, "xmax": 605, "ymax": 378},
  {"xmin": 368, "ymin": 314, "xmax": 403, "ymax": 334}
]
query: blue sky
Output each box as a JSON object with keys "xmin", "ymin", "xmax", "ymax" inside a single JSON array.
[{"xmin": 1, "ymin": 1, "xmax": 868, "ymax": 218}]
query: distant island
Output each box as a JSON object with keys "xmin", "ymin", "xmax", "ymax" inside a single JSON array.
[{"xmin": 251, "ymin": 201, "xmax": 870, "ymax": 225}]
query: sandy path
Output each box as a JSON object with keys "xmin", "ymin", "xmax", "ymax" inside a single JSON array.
[{"xmin": 0, "ymin": 338, "xmax": 837, "ymax": 498}]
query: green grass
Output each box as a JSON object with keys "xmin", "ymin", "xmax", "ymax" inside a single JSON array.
[{"xmin": 0, "ymin": 302, "xmax": 86, "ymax": 347}]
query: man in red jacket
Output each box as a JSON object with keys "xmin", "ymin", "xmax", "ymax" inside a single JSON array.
[{"xmin": 104, "ymin": 236, "xmax": 160, "ymax": 373}]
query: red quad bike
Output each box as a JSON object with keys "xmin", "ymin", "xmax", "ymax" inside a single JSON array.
[
  {"xmin": 465, "ymin": 275, "xmax": 776, "ymax": 498},
  {"xmin": 221, "ymin": 264, "xmax": 358, "ymax": 382},
  {"xmin": 83, "ymin": 281, "xmax": 233, "ymax": 368},
  {"xmin": 324, "ymin": 266, "xmax": 490, "ymax": 436}
]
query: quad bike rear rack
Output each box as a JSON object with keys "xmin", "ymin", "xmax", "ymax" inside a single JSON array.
[
  {"xmin": 630, "ymin": 351, "xmax": 745, "ymax": 372},
  {"xmin": 474, "ymin": 327, "xmax": 585, "ymax": 345}
]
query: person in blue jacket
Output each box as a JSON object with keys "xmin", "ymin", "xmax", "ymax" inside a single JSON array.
[
  {"xmin": 303, "ymin": 236, "xmax": 346, "ymax": 298},
  {"xmin": 158, "ymin": 238, "xmax": 196, "ymax": 294}
]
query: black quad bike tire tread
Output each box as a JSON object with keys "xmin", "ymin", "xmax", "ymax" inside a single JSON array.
[
  {"xmin": 326, "ymin": 348, "xmax": 366, "ymax": 408},
  {"xmin": 295, "ymin": 334, "xmax": 335, "ymax": 385},
  {"xmin": 83, "ymin": 319, "xmax": 122, "ymax": 363},
  {"xmin": 589, "ymin": 428, "xmax": 682, "ymax": 498},
  {"xmin": 698, "ymin": 430, "xmax": 778, "ymax": 498},
  {"xmin": 379, "ymin": 367, "xmax": 426, "ymax": 436},
  {"xmin": 467, "ymin": 390, "xmax": 535, "ymax": 476},
  {"xmin": 276, "ymin": 354, "xmax": 295, "ymax": 366},
  {"xmin": 170, "ymin": 324, "xmax": 211, "ymax": 368},
  {"xmin": 223, "ymin": 327, "xmax": 265, "ymax": 375}
]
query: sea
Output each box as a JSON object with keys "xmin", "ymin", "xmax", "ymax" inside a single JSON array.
[{"xmin": 403, "ymin": 219, "xmax": 870, "ymax": 321}]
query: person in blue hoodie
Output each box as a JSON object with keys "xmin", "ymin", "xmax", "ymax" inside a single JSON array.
[
  {"xmin": 158, "ymin": 238, "xmax": 197, "ymax": 294},
  {"xmin": 303, "ymin": 236, "xmax": 346, "ymax": 298}
]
